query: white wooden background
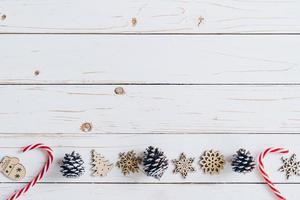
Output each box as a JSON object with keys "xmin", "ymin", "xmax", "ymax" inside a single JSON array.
[{"xmin": 1, "ymin": 0, "xmax": 300, "ymax": 199}]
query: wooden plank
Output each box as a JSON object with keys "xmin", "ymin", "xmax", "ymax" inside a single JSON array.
[
  {"xmin": 1, "ymin": 183, "xmax": 299, "ymax": 200},
  {"xmin": 1, "ymin": 85, "xmax": 300, "ymax": 133},
  {"xmin": 0, "ymin": 134, "xmax": 299, "ymax": 183},
  {"xmin": 0, "ymin": 0, "xmax": 299, "ymax": 33},
  {"xmin": 1, "ymin": 35, "xmax": 300, "ymax": 84}
]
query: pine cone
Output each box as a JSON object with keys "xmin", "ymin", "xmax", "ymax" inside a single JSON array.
[
  {"xmin": 60, "ymin": 151, "xmax": 85, "ymax": 178},
  {"xmin": 142, "ymin": 146, "xmax": 169, "ymax": 179},
  {"xmin": 231, "ymin": 148, "xmax": 255, "ymax": 174}
]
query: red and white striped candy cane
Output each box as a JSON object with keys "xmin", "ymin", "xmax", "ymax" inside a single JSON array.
[
  {"xmin": 8, "ymin": 143, "xmax": 54, "ymax": 200},
  {"xmin": 258, "ymin": 147, "xmax": 289, "ymax": 200}
]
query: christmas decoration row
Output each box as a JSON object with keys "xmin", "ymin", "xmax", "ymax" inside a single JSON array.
[
  {"xmin": 58, "ymin": 146, "xmax": 300, "ymax": 180},
  {"xmin": 1, "ymin": 144, "xmax": 299, "ymax": 200}
]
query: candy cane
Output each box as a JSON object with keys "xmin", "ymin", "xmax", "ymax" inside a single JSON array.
[
  {"xmin": 258, "ymin": 147, "xmax": 289, "ymax": 200},
  {"xmin": 8, "ymin": 143, "xmax": 54, "ymax": 200}
]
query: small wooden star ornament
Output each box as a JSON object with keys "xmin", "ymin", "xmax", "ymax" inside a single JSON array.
[
  {"xmin": 172, "ymin": 153, "xmax": 195, "ymax": 178},
  {"xmin": 279, "ymin": 154, "xmax": 300, "ymax": 179},
  {"xmin": 91, "ymin": 150, "xmax": 113, "ymax": 177},
  {"xmin": 0, "ymin": 156, "xmax": 26, "ymax": 181}
]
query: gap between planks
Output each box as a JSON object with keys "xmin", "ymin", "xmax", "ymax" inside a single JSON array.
[
  {"xmin": 1, "ymin": 182, "xmax": 300, "ymax": 185},
  {"xmin": 1, "ymin": 33, "xmax": 300, "ymax": 35},
  {"xmin": 0, "ymin": 133, "xmax": 300, "ymax": 136},
  {"xmin": 2, "ymin": 83, "xmax": 300, "ymax": 86}
]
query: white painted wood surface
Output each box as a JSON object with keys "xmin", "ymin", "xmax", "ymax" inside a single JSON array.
[
  {"xmin": 1, "ymin": 85, "xmax": 300, "ymax": 134},
  {"xmin": 1, "ymin": 0, "xmax": 300, "ymax": 199},
  {"xmin": 1, "ymin": 35, "xmax": 300, "ymax": 84},
  {"xmin": 0, "ymin": 0, "xmax": 300, "ymax": 33},
  {"xmin": 2, "ymin": 184, "xmax": 300, "ymax": 200}
]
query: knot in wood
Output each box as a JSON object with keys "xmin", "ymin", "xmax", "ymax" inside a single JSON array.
[
  {"xmin": 34, "ymin": 70, "xmax": 40, "ymax": 76},
  {"xmin": 114, "ymin": 87, "xmax": 125, "ymax": 95},
  {"xmin": 1, "ymin": 15, "xmax": 6, "ymax": 20},
  {"xmin": 80, "ymin": 122, "xmax": 92, "ymax": 132},
  {"xmin": 131, "ymin": 17, "xmax": 137, "ymax": 26}
]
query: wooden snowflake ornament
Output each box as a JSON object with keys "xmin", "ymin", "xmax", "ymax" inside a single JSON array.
[
  {"xmin": 91, "ymin": 150, "xmax": 113, "ymax": 177},
  {"xmin": 279, "ymin": 154, "xmax": 300, "ymax": 179},
  {"xmin": 117, "ymin": 150, "xmax": 141, "ymax": 175},
  {"xmin": 172, "ymin": 153, "xmax": 195, "ymax": 178},
  {"xmin": 199, "ymin": 150, "xmax": 226, "ymax": 175}
]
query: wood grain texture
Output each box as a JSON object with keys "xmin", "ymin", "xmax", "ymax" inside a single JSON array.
[
  {"xmin": 3, "ymin": 184, "xmax": 300, "ymax": 200},
  {"xmin": 1, "ymin": 1, "xmax": 299, "ymax": 197},
  {"xmin": 0, "ymin": 134, "xmax": 299, "ymax": 183},
  {"xmin": 1, "ymin": 85, "xmax": 300, "ymax": 134},
  {"xmin": 1, "ymin": 35, "xmax": 300, "ymax": 84},
  {"xmin": 0, "ymin": 0, "xmax": 299, "ymax": 33}
]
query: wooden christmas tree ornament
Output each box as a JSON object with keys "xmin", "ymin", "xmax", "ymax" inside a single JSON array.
[
  {"xmin": 91, "ymin": 150, "xmax": 113, "ymax": 177},
  {"xmin": 0, "ymin": 156, "xmax": 26, "ymax": 181}
]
